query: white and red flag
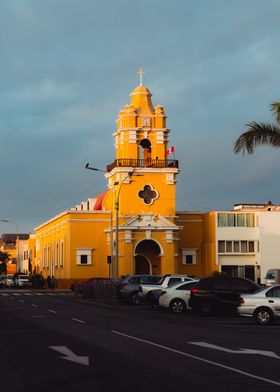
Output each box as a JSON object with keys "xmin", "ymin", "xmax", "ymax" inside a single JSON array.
[{"xmin": 166, "ymin": 146, "xmax": 175, "ymax": 156}]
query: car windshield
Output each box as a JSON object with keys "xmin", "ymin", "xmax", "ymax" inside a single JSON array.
[
  {"xmin": 266, "ymin": 273, "xmax": 275, "ymax": 279},
  {"xmin": 253, "ymin": 286, "xmax": 269, "ymax": 295},
  {"xmin": 158, "ymin": 276, "xmax": 167, "ymax": 285}
]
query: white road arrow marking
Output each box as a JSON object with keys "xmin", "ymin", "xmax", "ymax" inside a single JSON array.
[
  {"xmin": 189, "ymin": 342, "xmax": 280, "ymax": 359},
  {"xmin": 49, "ymin": 346, "xmax": 89, "ymax": 366}
]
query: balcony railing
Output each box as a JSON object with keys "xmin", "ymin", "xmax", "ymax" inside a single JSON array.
[{"xmin": 106, "ymin": 158, "xmax": 179, "ymax": 172}]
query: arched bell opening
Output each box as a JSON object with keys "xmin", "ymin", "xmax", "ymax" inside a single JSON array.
[{"xmin": 140, "ymin": 139, "xmax": 151, "ymax": 162}]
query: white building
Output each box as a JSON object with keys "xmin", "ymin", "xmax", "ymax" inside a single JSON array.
[{"xmin": 214, "ymin": 202, "xmax": 280, "ymax": 284}]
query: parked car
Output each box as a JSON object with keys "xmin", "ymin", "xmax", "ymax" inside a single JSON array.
[
  {"xmin": 14, "ymin": 274, "xmax": 31, "ymax": 288},
  {"xmin": 138, "ymin": 274, "xmax": 198, "ymax": 304},
  {"xmin": 74, "ymin": 277, "xmax": 118, "ymax": 299},
  {"xmin": 188, "ymin": 276, "xmax": 261, "ymax": 316},
  {"xmin": 119, "ymin": 275, "xmax": 162, "ymax": 304},
  {"xmin": 159, "ymin": 280, "xmax": 200, "ymax": 313},
  {"xmin": 0, "ymin": 274, "xmax": 15, "ymax": 288},
  {"xmin": 264, "ymin": 269, "xmax": 280, "ymax": 286},
  {"xmin": 238, "ymin": 284, "xmax": 280, "ymax": 325}
]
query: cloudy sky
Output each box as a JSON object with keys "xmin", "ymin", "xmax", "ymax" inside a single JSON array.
[{"xmin": 1, "ymin": 0, "xmax": 280, "ymax": 233}]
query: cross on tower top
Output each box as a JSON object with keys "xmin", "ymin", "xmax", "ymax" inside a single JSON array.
[{"xmin": 137, "ymin": 67, "xmax": 145, "ymax": 86}]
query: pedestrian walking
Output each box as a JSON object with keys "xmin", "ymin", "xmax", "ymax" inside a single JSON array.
[
  {"xmin": 46, "ymin": 275, "xmax": 51, "ymax": 289},
  {"xmin": 50, "ymin": 275, "xmax": 55, "ymax": 291}
]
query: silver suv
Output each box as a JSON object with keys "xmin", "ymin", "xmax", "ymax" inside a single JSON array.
[{"xmin": 119, "ymin": 275, "xmax": 162, "ymax": 304}]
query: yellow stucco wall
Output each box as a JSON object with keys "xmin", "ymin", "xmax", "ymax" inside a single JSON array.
[
  {"xmin": 34, "ymin": 210, "xmax": 112, "ymax": 288},
  {"xmin": 203, "ymin": 211, "xmax": 218, "ymax": 275},
  {"xmin": 176, "ymin": 212, "xmax": 205, "ymax": 277}
]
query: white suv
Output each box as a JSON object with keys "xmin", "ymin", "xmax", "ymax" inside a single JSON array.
[
  {"xmin": 138, "ymin": 274, "xmax": 198, "ymax": 303},
  {"xmin": 14, "ymin": 275, "xmax": 31, "ymax": 288}
]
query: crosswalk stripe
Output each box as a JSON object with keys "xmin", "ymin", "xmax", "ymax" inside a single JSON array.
[{"xmin": 0, "ymin": 292, "xmax": 71, "ymax": 296}]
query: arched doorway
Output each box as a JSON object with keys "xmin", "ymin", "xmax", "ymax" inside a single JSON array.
[
  {"xmin": 135, "ymin": 254, "xmax": 151, "ymax": 274},
  {"xmin": 135, "ymin": 240, "xmax": 162, "ymax": 275}
]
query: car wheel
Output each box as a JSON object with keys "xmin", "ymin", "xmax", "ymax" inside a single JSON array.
[
  {"xmin": 254, "ymin": 308, "xmax": 274, "ymax": 325},
  {"xmin": 130, "ymin": 292, "xmax": 141, "ymax": 305},
  {"xmin": 200, "ymin": 302, "xmax": 214, "ymax": 316},
  {"xmin": 170, "ymin": 299, "xmax": 186, "ymax": 313}
]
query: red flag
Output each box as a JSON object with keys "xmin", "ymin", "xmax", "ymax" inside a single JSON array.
[{"xmin": 166, "ymin": 146, "xmax": 175, "ymax": 155}]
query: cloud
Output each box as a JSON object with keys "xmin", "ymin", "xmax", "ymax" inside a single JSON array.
[{"xmin": 1, "ymin": 0, "xmax": 280, "ymax": 231}]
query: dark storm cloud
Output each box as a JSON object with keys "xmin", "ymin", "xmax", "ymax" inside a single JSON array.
[{"xmin": 1, "ymin": 0, "xmax": 280, "ymax": 232}]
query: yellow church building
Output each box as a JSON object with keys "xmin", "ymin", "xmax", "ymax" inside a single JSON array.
[{"xmin": 33, "ymin": 76, "xmax": 217, "ymax": 288}]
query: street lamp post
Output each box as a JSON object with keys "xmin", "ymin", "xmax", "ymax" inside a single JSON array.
[
  {"xmin": 85, "ymin": 164, "xmax": 137, "ymax": 279},
  {"xmin": 85, "ymin": 163, "xmax": 114, "ymax": 278},
  {"xmin": 114, "ymin": 171, "xmax": 134, "ymax": 279}
]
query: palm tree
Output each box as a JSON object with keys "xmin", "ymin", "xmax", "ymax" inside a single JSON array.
[
  {"xmin": 234, "ymin": 102, "xmax": 280, "ymax": 154},
  {"xmin": 0, "ymin": 251, "xmax": 10, "ymax": 274}
]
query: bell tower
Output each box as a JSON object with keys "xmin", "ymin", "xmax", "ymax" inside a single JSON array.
[
  {"xmin": 104, "ymin": 71, "xmax": 180, "ymax": 276},
  {"xmin": 106, "ymin": 73, "xmax": 179, "ymax": 216}
]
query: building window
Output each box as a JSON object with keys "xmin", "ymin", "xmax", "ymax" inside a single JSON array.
[
  {"xmin": 226, "ymin": 241, "xmax": 232, "ymax": 253},
  {"xmin": 43, "ymin": 247, "xmax": 47, "ymax": 268},
  {"xmin": 47, "ymin": 246, "xmax": 50, "ymax": 268},
  {"xmin": 227, "ymin": 214, "xmax": 235, "ymax": 227},
  {"xmin": 233, "ymin": 241, "xmax": 239, "ymax": 253},
  {"xmin": 218, "ymin": 213, "xmax": 227, "ymax": 227},
  {"xmin": 248, "ymin": 241, "xmax": 254, "ymax": 252},
  {"xmin": 241, "ymin": 241, "xmax": 247, "ymax": 253},
  {"xmin": 218, "ymin": 241, "xmax": 225, "ymax": 253},
  {"xmin": 218, "ymin": 240, "xmax": 255, "ymax": 254},
  {"xmin": 80, "ymin": 255, "xmax": 88, "ymax": 264},
  {"xmin": 217, "ymin": 213, "xmax": 255, "ymax": 228},
  {"xmin": 237, "ymin": 214, "xmax": 245, "ymax": 227},
  {"xmin": 182, "ymin": 248, "xmax": 197, "ymax": 265},
  {"xmin": 76, "ymin": 249, "xmax": 92, "ymax": 265},
  {"xmin": 55, "ymin": 243, "xmax": 59, "ymax": 267},
  {"xmin": 246, "ymin": 213, "xmax": 254, "ymax": 227},
  {"xmin": 185, "ymin": 255, "xmax": 193, "ymax": 264},
  {"xmin": 60, "ymin": 242, "xmax": 64, "ymax": 267},
  {"xmin": 138, "ymin": 184, "xmax": 159, "ymax": 205}
]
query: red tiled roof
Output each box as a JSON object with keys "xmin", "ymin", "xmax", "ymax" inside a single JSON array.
[{"xmin": 93, "ymin": 190, "xmax": 108, "ymax": 210}]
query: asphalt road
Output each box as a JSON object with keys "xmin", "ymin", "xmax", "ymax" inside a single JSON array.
[{"xmin": 0, "ymin": 290, "xmax": 280, "ymax": 392}]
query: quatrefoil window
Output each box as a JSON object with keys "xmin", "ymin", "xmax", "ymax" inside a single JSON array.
[{"xmin": 138, "ymin": 185, "xmax": 159, "ymax": 205}]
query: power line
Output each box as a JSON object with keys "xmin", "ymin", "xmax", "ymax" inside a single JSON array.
[
  {"xmin": 0, "ymin": 186, "xmax": 97, "ymax": 213},
  {"xmin": 176, "ymin": 197, "xmax": 210, "ymax": 211},
  {"xmin": 14, "ymin": 204, "xmax": 76, "ymax": 222}
]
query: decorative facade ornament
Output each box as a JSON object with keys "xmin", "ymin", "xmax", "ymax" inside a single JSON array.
[{"xmin": 138, "ymin": 185, "xmax": 159, "ymax": 205}]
